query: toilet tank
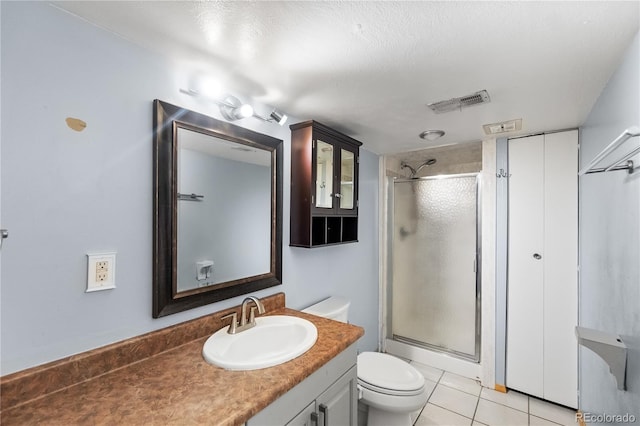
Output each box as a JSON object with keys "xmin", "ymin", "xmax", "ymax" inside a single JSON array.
[{"xmin": 302, "ymin": 296, "xmax": 350, "ymax": 323}]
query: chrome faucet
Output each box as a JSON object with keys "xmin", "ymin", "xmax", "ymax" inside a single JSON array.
[
  {"xmin": 221, "ymin": 296, "xmax": 266, "ymax": 334},
  {"xmin": 240, "ymin": 296, "xmax": 266, "ymax": 326}
]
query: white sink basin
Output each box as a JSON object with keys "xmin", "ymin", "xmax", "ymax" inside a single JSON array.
[{"xmin": 202, "ymin": 315, "xmax": 318, "ymax": 370}]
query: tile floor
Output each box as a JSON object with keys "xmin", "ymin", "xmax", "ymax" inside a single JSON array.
[{"xmin": 407, "ymin": 361, "xmax": 578, "ymax": 426}]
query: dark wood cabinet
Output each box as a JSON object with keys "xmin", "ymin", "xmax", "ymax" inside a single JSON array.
[{"xmin": 290, "ymin": 121, "xmax": 362, "ymax": 248}]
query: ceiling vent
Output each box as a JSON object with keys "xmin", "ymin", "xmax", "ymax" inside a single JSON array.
[
  {"xmin": 483, "ymin": 118, "xmax": 523, "ymax": 135},
  {"xmin": 428, "ymin": 90, "xmax": 491, "ymax": 114}
]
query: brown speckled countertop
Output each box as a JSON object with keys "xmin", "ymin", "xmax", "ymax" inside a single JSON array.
[{"xmin": 0, "ymin": 294, "xmax": 364, "ymax": 426}]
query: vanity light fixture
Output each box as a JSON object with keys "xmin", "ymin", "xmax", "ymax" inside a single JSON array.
[
  {"xmin": 219, "ymin": 95, "xmax": 254, "ymax": 121},
  {"xmin": 179, "ymin": 88, "xmax": 288, "ymax": 125},
  {"xmin": 419, "ymin": 130, "xmax": 445, "ymax": 141},
  {"xmin": 269, "ymin": 110, "xmax": 288, "ymax": 126}
]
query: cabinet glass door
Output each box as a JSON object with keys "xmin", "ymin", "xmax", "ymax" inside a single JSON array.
[
  {"xmin": 339, "ymin": 149, "xmax": 355, "ymax": 210},
  {"xmin": 315, "ymin": 140, "xmax": 334, "ymax": 209}
]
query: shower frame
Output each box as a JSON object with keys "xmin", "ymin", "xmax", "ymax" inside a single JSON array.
[{"xmin": 384, "ymin": 172, "xmax": 482, "ymax": 363}]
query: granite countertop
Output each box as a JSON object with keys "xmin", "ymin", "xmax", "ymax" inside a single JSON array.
[{"xmin": 0, "ymin": 307, "xmax": 364, "ymax": 426}]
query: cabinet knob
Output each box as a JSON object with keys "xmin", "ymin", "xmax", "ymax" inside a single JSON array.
[
  {"xmin": 533, "ymin": 253, "xmax": 542, "ymax": 260},
  {"xmin": 334, "ymin": 193, "xmax": 342, "ymax": 198}
]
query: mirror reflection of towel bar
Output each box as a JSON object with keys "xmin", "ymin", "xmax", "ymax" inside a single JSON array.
[{"xmin": 178, "ymin": 193, "xmax": 204, "ymax": 201}]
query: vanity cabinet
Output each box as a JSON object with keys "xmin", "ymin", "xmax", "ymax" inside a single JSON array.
[
  {"xmin": 246, "ymin": 343, "xmax": 358, "ymax": 426},
  {"xmin": 290, "ymin": 121, "xmax": 362, "ymax": 247},
  {"xmin": 287, "ymin": 402, "xmax": 316, "ymax": 426},
  {"xmin": 312, "ymin": 366, "xmax": 357, "ymax": 426}
]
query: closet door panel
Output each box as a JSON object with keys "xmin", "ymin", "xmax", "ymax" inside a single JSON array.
[
  {"xmin": 543, "ymin": 131, "xmax": 578, "ymax": 408},
  {"xmin": 506, "ymin": 135, "xmax": 544, "ymax": 398}
]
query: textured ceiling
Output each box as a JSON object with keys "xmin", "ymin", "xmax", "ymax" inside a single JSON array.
[{"xmin": 53, "ymin": 1, "xmax": 639, "ymax": 154}]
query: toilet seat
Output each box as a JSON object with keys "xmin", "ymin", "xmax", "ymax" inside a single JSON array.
[{"xmin": 357, "ymin": 352, "xmax": 425, "ymax": 396}]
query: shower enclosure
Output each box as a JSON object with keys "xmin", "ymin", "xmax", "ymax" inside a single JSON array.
[{"xmin": 388, "ymin": 174, "xmax": 480, "ymax": 362}]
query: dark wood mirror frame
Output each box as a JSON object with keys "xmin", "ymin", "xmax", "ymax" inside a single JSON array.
[{"xmin": 152, "ymin": 99, "xmax": 283, "ymax": 318}]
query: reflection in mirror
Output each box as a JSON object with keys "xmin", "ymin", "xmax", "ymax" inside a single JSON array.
[
  {"xmin": 153, "ymin": 100, "xmax": 283, "ymax": 318},
  {"xmin": 315, "ymin": 140, "xmax": 334, "ymax": 208},
  {"xmin": 176, "ymin": 128, "xmax": 271, "ymax": 292}
]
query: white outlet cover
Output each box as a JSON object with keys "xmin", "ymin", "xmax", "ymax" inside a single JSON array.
[{"xmin": 86, "ymin": 252, "xmax": 116, "ymax": 292}]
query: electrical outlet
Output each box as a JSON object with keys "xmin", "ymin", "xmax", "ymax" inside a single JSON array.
[
  {"xmin": 96, "ymin": 261, "xmax": 109, "ymax": 282},
  {"xmin": 87, "ymin": 253, "xmax": 116, "ymax": 292}
]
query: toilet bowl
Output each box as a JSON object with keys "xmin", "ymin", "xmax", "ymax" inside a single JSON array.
[
  {"xmin": 302, "ymin": 297, "xmax": 429, "ymax": 426},
  {"xmin": 357, "ymin": 351, "xmax": 429, "ymax": 425}
]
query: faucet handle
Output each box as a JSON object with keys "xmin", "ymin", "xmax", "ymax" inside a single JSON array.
[{"xmin": 221, "ymin": 312, "xmax": 238, "ymax": 334}]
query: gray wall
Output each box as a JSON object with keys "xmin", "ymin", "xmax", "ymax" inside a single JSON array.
[
  {"xmin": 579, "ymin": 32, "xmax": 639, "ymax": 418},
  {"xmin": 0, "ymin": 2, "xmax": 379, "ymax": 375}
]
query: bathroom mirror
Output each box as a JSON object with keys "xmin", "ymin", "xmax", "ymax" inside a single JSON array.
[{"xmin": 153, "ymin": 100, "xmax": 283, "ymax": 318}]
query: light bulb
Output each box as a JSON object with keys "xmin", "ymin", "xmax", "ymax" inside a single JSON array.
[
  {"xmin": 237, "ymin": 104, "xmax": 254, "ymax": 118},
  {"xmin": 200, "ymin": 79, "xmax": 222, "ymax": 99}
]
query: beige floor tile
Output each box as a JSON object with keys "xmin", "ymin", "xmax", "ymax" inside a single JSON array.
[
  {"xmin": 474, "ymin": 399, "xmax": 528, "ymax": 426},
  {"xmin": 428, "ymin": 384, "xmax": 479, "ymax": 418},
  {"xmin": 440, "ymin": 372, "xmax": 482, "ymax": 396},
  {"xmin": 410, "ymin": 406, "xmax": 423, "ymax": 425},
  {"xmin": 400, "ymin": 360, "xmax": 578, "ymax": 426},
  {"xmin": 423, "ymin": 378, "xmax": 438, "ymax": 399},
  {"xmin": 529, "ymin": 397, "xmax": 577, "ymax": 425},
  {"xmin": 479, "ymin": 387, "xmax": 528, "ymax": 412},
  {"xmin": 411, "ymin": 361, "xmax": 445, "ymax": 383},
  {"xmin": 415, "ymin": 403, "xmax": 472, "ymax": 426},
  {"xmin": 530, "ymin": 414, "xmax": 562, "ymax": 425}
]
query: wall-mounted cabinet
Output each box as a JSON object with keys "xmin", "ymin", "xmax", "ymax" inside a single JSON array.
[{"xmin": 290, "ymin": 121, "xmax": 362, "ymax": 248}]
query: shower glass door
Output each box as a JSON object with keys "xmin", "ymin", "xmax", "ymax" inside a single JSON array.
[{"xmin": 390, "ymin": 174, "xmax": 480, "ymax": 361}]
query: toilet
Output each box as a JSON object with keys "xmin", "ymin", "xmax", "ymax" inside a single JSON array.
[{"xmin": 302, "ymin": 297, "xmax": 429, "ymax": 426}]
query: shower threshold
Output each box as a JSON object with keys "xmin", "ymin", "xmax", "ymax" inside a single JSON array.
[
  {"xmin": 385, "ymin": 338, "xmax": 482, "ymax": 382},
  {"xmin": 392, "ymin": 334, "xmax": 479, "ymax": 363}
]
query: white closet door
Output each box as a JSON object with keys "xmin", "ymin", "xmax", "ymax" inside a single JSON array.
[
  {"xmin": 507, "ymin": 131, "xmax": 578, "ymax": 408},
  {"xmin": 507, "ymin": 135, "xmax": 545, "ymax": 398},
  {"xmin": 543, "ymin": 131, "xmax": 578, "ymax": 407}
]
